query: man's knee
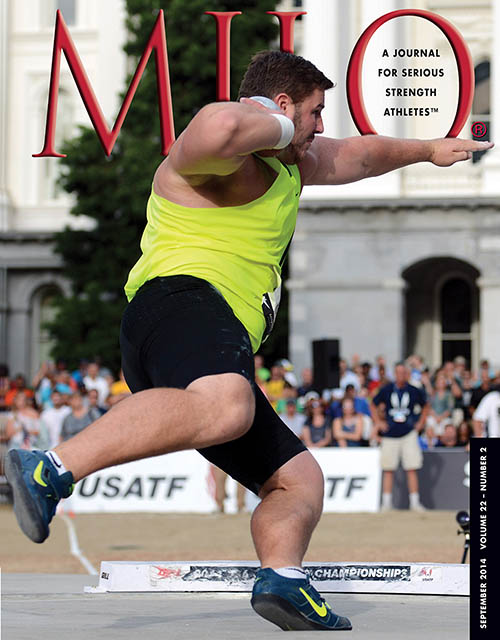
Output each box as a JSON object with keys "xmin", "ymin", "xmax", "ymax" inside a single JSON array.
[
  {"xmin": 260, "ymin": 451, "xmax": 325, "ymax": 518},
  {"xmin": 187, "ymin": 372, "xmax": 255, "ymax": 442}
]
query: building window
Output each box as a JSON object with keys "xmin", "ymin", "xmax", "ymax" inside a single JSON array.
[
  {"xmin": 38, "ymin": 88, "xmax": 73, "ymax": 202},
  {"xmin": 440, "ymin": 277, "xmax": 472, "ymax": 363},
  {"xmin": 42, "ymin": 0, "xmax": 76, "ymax": 28},
  {"xmin": 472, "ymin": 61, "xmax": 490, "ymax": 164}
]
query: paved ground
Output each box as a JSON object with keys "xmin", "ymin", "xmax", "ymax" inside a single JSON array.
[
  {"xmin": 0, "ymin": 507, "xmax": 469, "ymax": 573},
  {"xmin": 1, "ymin": 508, "xmax": 470, "ymax": 638},
  {"xmin": 2, "ymin": 574, "xmax": 468, "ymax": 640}
]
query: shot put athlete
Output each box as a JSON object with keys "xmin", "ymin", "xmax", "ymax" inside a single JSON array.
[{"xmin": 5, "ymin": 51, "xmax": 493, "ymax": 631}]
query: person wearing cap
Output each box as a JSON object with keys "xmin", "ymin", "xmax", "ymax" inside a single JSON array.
[
  {"xmin": 453, "ymin": 356, "xmax": 467, "ymax": 385},
  {"xmin": 278, "ymin": 359, "xmax": 298, "ymax": 387},
  {"xmin": 302, "ymin": 399, "xmax": 332, "ymax": 449}
]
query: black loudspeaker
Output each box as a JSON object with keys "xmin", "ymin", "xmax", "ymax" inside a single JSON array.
[{"xmin": 312, "ymin": 339, "xmax": 340, "ymax": 392}]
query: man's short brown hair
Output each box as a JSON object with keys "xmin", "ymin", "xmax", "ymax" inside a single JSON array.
[{"xmin": 238, "ymin": 50, "xmax": 334, "ymax": 104}]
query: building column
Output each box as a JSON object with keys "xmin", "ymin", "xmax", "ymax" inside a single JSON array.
[
  {"xmin": 382, "ymin": 276, "xmax": 407, "ymax": 362},
  {"xmin": 302, "ymin": 0, "xmax": 340, "ymax": 137},
  {"xmin": 7, "ymin": 306, "xmax": 31, "ymax": 378},
  {"xmin": 482, "ymin": 0, "xmax": 500, "ymax": 196},
  {"xmin": 477, "ymin": 277, "xmax": 500, "ymax": 366},
  {"xmin": 0, "ymin": 0, "xmax": 11, "ymax": 231},
  {"xmin": 0, "ymin": 267, "xmax": 7, "ymax": 363}
]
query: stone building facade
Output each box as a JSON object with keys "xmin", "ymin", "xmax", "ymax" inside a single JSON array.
[
  {"xmin": 0, "ymin": 0, "xmax": 499, "ymax": 379},
  {"xmin": 0, "ymin": 0, "xmax": 126, "ymax": 377},
  {"xmin": 290, "ymin": 0, "xmax": 500, "ymax": 373}
]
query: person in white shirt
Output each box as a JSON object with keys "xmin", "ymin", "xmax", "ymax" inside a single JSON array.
[
  {"xmin": 279, "ymin": 399, "xmax": 306, "ymax": 438},
  {"xmin": 40, "ymin": 390, "xmax": 72, "ymax": 449},
  {"xmin": 473, "ymin": 387, "xmax": 500, "ymax": 438},
  {"xmin": 82, "ymin": 362, "xmax": 110, "ymax": 407}
]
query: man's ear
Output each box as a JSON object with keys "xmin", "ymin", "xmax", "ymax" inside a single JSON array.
[{"xmin": 273, "ymin": 93, "xmax": 294, "ymax": 114}]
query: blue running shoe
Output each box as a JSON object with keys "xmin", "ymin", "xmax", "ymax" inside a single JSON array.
[
  {"xmin": 4, "ymin": 449, "xmax": 74, "ymax": 543},
  {"xmin": 251, "ymin": 568, "xmax": 352, "ymax": 631}
]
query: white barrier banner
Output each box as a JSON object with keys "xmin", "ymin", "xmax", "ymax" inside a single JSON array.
[
  {"xmin": 65, "ymin": 448, "xmax": 381, "ymax": 513},
  {"xmin": 65, "ymin": 450, "xmax": 216, "ymax": 513},
  {"xmin": 311, "ymin": 448, "xmax": 381, "ymax": 512}
]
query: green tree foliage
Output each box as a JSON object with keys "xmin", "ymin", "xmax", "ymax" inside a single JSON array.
[{"xmin": 49, "ymin": 0, "xmax": 287, "ymax": 373}]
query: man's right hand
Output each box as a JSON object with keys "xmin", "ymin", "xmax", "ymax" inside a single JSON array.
[{"xmin": 376, "ymin": 421, "xmax": 389, "ymax": 433}]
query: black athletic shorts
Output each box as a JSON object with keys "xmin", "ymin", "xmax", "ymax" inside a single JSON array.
[{"xmin": 120, "ymin": 275, "xmax": 307, "ymax": 495}]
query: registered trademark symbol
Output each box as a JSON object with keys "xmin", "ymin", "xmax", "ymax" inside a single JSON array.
[{"xmin": 471, "ymin": 121, "xmax": 487, "ymax": 138}]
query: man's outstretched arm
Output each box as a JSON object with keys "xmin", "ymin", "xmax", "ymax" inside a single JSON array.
[{"xmin": 300, "ymin": 135, "xmax": 494, "ymax": 185}]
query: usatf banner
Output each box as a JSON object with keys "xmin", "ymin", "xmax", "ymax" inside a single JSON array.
[{"xmin": 64, "ymin": 448, "xmax": 382, "ymax": 514}]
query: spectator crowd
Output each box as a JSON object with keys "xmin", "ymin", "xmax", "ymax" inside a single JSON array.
[
  {"xmin": 254, "ymin": 353, "xmax": 500, "ymax": 449},
  {"xmin": 0, "ymin": 360, "xmax": 130, "ymax": 458},
  {"xmin": 1, "ymin": 351, "xmax": 499, "ymax": 508}
]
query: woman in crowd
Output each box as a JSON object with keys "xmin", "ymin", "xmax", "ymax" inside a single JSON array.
[
  {"xmin": 333, "ymin": 397, "xmax": 364, "ymax": 447},
  {"xmin": 5, "ymin": 392, "xmax": 43, "ymax": 450},
  {"xmin": 301, "ymin": 400, "xmax": 332, "ymax": 448},
  {"xmin": 418, "ymin": 424, "xmax": 439, "ymax": 450},
  {"xmin": 427, "ymin": 371, "xmax": 455, "ymax": 435}
]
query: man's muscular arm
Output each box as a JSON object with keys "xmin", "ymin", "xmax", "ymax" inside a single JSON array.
[
  {"xmin": 300, "ymin": 135, "xmax": 494, "ymax": 185},
  {"xmin": 166, "ymin": 102, "xmax": 285, "ymax": 181}
]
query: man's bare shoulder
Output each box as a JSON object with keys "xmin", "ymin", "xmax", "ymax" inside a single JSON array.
[{"xmin": 152, "ymin": 154, "xmax": 215, "ymax": 205}]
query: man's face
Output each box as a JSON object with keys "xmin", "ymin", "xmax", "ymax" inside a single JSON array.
[
  {"xmin": 88, "ymin": 363, "xmax": 99, "ymax": 378},
  {"xmin": 70, "ymin": 392, "xmax": 83, "ymax": 410},
  {"xmin": 481, "ymin": 369, "xmax": 490, "ymax": 384},
  {"xmin": 286, "ymin": 88, "xmax": 325, "ymax": 163},
  {"xmin": 395, "ymin": 365, "xmax": 408, "ymax": 386},
  {"xmin": 443, "ymin": 361, "xmax": 454, "ymax": 377},
  {"xmin": 302, "ymin": 368, "xmax": 312, "ymax": 384},
  {"xmin": 344, "ymin": 386, "xmax": 355, "ymax": 399},
  {"xmin": 51, "ymin": 392, "xmax": 62, "ymax": 408}
]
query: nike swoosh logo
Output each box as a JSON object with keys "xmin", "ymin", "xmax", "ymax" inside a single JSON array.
[
  {"xmin": 299, "ymin": 587, "xmax": 328, "ymax": 617},
  {"xmin": 33, "ymin": 461, "xmax": 48, "ymax": 487}
]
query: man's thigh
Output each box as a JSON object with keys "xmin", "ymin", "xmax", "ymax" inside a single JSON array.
[
  {"xmin": 198, "ymin": 383, "xmax": 307, "ymax": 495},
  {"xmin": 380, "ymin": 436, "xmax": 401, "ymax": 471},
  {"xmin": 120, "ymin": 275, "xmax": 306, "ymax": 494},
  {"xmin": 401, "ymin": 430, "xmax": 423, "ymax": 470},
  {"xmin": 120, "ymin": 275, "xmax": 254, "ymax": 390}
]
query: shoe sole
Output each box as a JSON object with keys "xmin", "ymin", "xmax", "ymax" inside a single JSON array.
[
  {"xmin": 4, "ymin": 451, "xmax": 49, "ymax": 543},
  {"xmin": 251, "ymin": 594, "xmax": 352, "ymax": 631}
]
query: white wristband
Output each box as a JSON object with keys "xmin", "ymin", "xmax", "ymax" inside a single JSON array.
[{"xmin": 270, "ymin": 113, "xmax": 295, "ymax": 149}]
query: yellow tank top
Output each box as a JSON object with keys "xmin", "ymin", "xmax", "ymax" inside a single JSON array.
[{"xmin": 124, "ymin": 155, "xmax": 301, "ymax": 352}]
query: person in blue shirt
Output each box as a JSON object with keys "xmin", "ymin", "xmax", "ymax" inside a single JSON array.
[
  {"xmin": 327, "ymin": 384, "xmax": 370, "ymax": 419},
  {"xmin": 371, "ymin": 362, "xmax": 429, "ymax": 511}
]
